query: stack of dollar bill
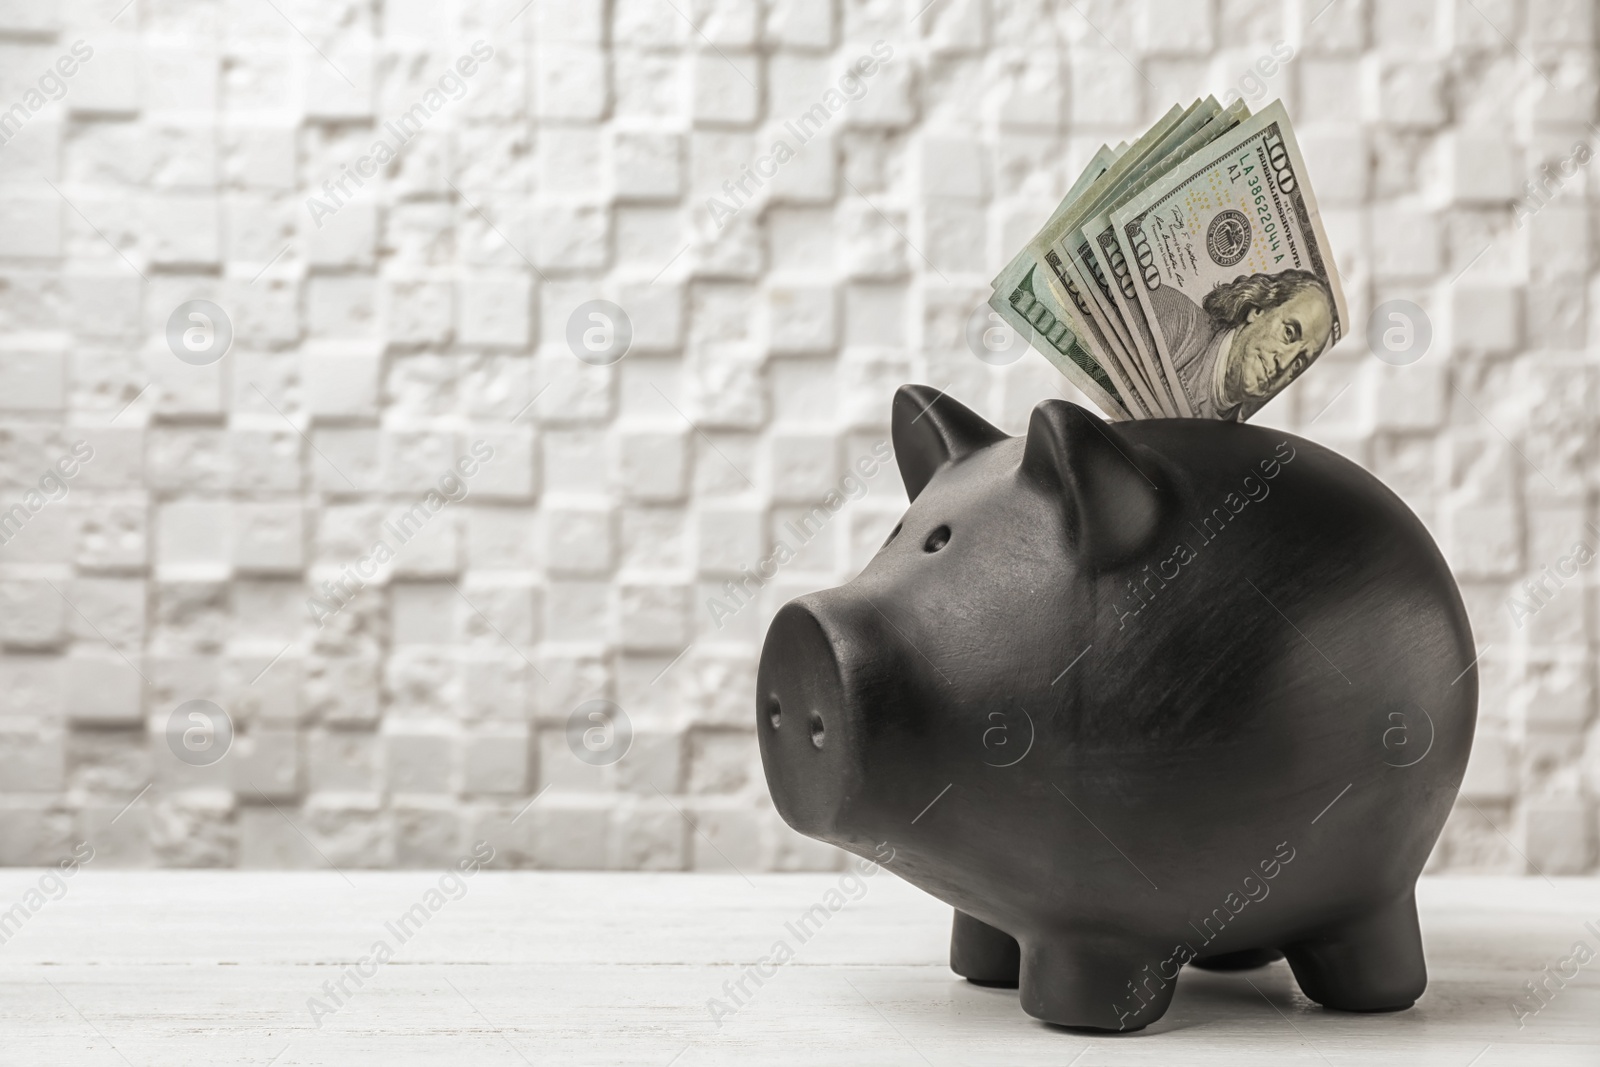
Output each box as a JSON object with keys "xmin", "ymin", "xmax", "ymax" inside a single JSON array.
[{"xmin": 989, "ymin": 98, "xmax": 1347, "ymax": 423}]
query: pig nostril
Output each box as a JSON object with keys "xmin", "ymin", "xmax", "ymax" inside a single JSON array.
[
  {"xmin": 809, "ymin": 712, "xmax": 825, "ymax": 748},
  {"xmin": 767, "ymin": 697, "xmax": 781, "ymax": 730},
  {"xmin": 924, "ymin": 525, "xmax": 951, "ymax": 553}
]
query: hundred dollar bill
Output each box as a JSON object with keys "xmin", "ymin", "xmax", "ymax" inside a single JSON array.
[
  {"xmin": 1111, "ymin": 100, "xmax": 1349, "ymax": 422},
  {"xmin": 991, "ymin": 144, "xmax": 1156, "ymax": 418},
  {"xmin": 1030, "ymin": 107, "xmax": 1184, "ymax": 337},
  {"xmin": 1066, "ymin": 106, "xmax": 1211, "ymax": 372},
  {"xmin": 1026, "ymin": 103, "xmax": 1191, "ymax": 412},
  {"xmin": 993, "ymin": 262, "xmax": 1134, "ymax": 421},
  {"xmin": 1039, "ymin": 248, "xmax": 1154, "ymax": 417},
  {"xmin": 990, "ymin": 145, "xmax": 1119, "ymax": 295},
  {"xmin": 1081, "ymin": 98, "xmax": 1251, "ymax": 416},
  {"xmin": 1055, "ymin": 99, "xmax": 1226, "ymax": 416},
  {"xmin": 1035, "ymin": 101, "xmax": 1229, "ymax": 417},
  {"xmin": 989, "ymin": 147, "xmax": 1135, "ymax": 420}
]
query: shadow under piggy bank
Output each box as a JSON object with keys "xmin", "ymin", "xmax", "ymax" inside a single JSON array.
[{"xmin": 756, "ymin": 385, "xmax": 1477, "ymax": 1033}]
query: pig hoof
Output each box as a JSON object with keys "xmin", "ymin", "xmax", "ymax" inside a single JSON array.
[
  {"xmin": 1283, "ymin": 892, "xmax": 1427, "ymax": 1012},
  {"xmin": 1054, "ymin": 1022, "xmax": 1147, "ymax": 1034},
  {"xmin": 1343, "ymin": 1000, "xmax": 1415, "ymax": 1013},
  {"xmin": 1019, "ymin": 937, "xmax": 1174, "ymax": 1031},
  {"xmin": 950, "ymin": 910, "xmax": 1020, "ymax": 987},
  {"xmin": 1191, "ymin": 948, "xmax": 1284, "ymax": 971}
]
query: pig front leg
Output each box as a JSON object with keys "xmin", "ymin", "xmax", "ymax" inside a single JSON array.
[
  {"xmin": 950, "ymin": 910, "xmax": 1020, "ymax": 987},
  {"xmin": 1281, "ymin": 891, "xmax": 1426, "ymax": 1012},
  {"xmin": 1018, "ymin": 934, "xmax": 1176, "ymax": 1032}
]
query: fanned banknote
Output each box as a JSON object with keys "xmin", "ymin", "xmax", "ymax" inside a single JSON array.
[
  {"xmin": 989, "ymin": 97, "xmax": 1345, "ymax": 423},
  {"xmin": 1111, "ymin": 100, "xmax": 1348, "ymax": 421},
  {"xmin": 1053, "ymin": 98, "xmax": 1225, "ymax": 417},
  {"xmin": 988, "ymin": 148, "xmax": 1134, "ymax": 421},
  {"xmin": 1079, "ymin": 98, "xmax": 1252, "ymax": 417},
  {"xmin": 1027, "ymin": 103, "xmax": 1191, "ymax": 417}
]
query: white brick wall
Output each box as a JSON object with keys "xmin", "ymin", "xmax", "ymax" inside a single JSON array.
[{"xmin": 0, "ymin": 0, "xmax": 1594, "ymax": 874}]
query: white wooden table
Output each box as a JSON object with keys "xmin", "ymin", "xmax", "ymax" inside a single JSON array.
[{"xmin": 0, "ymin": 870, "xmax": 1596, "ymax": 1065}]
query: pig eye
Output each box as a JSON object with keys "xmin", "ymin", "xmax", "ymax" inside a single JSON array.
[
  {"xmin": 881, "ymin": 522, "xmax": 902, "ymax": 549},
  {"xmin": 923, "ymin": 525, "xmax": 950, "ymax": 553}
]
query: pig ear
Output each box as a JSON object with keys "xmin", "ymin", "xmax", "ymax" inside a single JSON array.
[
  {"xmin": 891, "ymin": 385, "xmax": 1008, "ymax": 502},
  {"xmin": 1020, "ymin": 400, "xmax": 1164, "ymax": 570}
]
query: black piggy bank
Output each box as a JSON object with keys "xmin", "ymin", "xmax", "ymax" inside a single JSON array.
[{"xmin": 756, "ymin": 386, "xmax": 1476, "ymax": 1032}]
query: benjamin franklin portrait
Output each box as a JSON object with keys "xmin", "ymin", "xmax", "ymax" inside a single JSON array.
[{"xmin": 1148, "ymin": 269, "xmax": 1335, "ymax": 422}]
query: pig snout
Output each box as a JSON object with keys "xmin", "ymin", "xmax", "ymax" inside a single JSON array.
[{"xmin": 756, "ymin": 596, "xmax": 879, "ymax": 841}]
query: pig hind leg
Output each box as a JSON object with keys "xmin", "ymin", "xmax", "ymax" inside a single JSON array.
[
  {"xmin": 1018, "ymin": 935, "xmax": 1176, "ymax": 1032},
  {"xmin": 1281, "ymin": 891, "xmax": 1427, "ymax": 1012},
  {"xmin": 950, "ymin": 910, "xmax": 1020, "ymax": 987}
]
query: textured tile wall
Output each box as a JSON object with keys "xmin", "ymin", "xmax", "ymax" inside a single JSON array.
[{"xmin": 0, "ymin": 0, "xmax": 1594, "ymax": 873}]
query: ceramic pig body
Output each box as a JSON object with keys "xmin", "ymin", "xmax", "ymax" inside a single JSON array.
[{"xmin": 757, "ymin": 386, "xmax": 1476, "ymax": 1032}]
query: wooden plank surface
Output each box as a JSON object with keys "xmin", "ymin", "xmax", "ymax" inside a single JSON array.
[{"xmin": 0, "ymin": 871, "xmax": 1595, "ymax": 1065}]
